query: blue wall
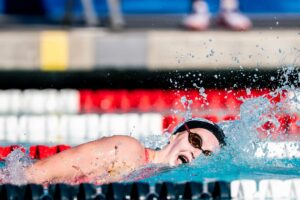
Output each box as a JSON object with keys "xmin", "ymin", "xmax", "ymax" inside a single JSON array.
[{"xmin": 2, "ymin": 0, "xmax": 300, "ymax": 20}]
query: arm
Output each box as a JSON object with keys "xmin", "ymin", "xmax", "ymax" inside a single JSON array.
[{"xmin": 25, "ymin": 136, "xmax": 146, "ymax": 184}]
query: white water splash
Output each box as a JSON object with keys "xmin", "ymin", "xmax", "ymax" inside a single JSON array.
[
  {"xmin": 287, "ymin": 89, "xmax": 300, "ymax": 113},
  {"xmin": 141, "ymin": 134, "xmax": 169, "ymax": 150},
  {"xmin": 0, "ymin": 148, "xmax": 32, "ymax": 185},
  {"xmin": 180, "ymin": 96, "xmax": 193, "ymax": 121},
  {"xmin": 218, "ymin": 68, "xmax": 300, "ymax": 168}
]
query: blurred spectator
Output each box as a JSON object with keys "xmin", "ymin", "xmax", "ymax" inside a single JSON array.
[
  {"xmin": 67, "ymin": 0, "xmax": 124, "ymax": 29},
  {"xmin": 183, "ymin": 0, "xmax": 252, "ymax": 31}
]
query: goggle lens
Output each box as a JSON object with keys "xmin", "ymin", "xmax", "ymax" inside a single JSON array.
[{"xmin": 185, "ymin": 123, "xmax": 213, "ymax": 157}]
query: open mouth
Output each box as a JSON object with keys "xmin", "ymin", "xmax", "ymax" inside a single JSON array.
[{"xmin": 178, "ymin": 155, "xmax": 189, "ymax": 164}]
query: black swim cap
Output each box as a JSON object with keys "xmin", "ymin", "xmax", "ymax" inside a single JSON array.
[{"xmin": 172, "ymin": 118, "xmax": 226, "ymax": 146}]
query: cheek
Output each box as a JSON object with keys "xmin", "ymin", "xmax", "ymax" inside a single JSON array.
[
  {"xmin": 169, "ymin": 155, "xmax": 179, "ymax": 166},
  {"xmin": 176, "ymin": 138, "xmax": 194, "ymax": 152},
  {"xmin": 182, "ymin": 137, "xmax": 194, "ymax": 150},
  {"xmin": 193, "ymin": 149, "xmax": 202, "ymax": 158},
  {"xmin": 175, "ymin": 137, "xmax": 188, "ymax": 147}
]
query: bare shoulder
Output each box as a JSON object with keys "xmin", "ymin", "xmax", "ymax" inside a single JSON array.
[
  {"xmin": 99, "ymin": 135, "xmax": 143, "ymax": 148},
  {"xmin": 92, "ymin": 135, "xmax": 145, "ymax": 157},
  {"xmin": 103, "ymin": 135, "xmax": 145, "ymax": 164}
]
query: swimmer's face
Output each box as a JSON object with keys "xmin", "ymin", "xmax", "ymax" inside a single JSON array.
[{"xmin": 167, "ymin": 128, "xmax": 220, "ymax": 166}]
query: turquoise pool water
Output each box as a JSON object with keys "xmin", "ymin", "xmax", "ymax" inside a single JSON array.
[{"xmin": 139, "ymin": 153, "xmax": 300, "ymax": 184}]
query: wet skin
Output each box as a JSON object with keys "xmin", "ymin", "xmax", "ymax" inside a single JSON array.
[
  {"xmin": 153, "ymin": 128, "xmax": 221, "ymax": 166},
  {"xmin": 24, "ymin": 128, "xmax": 221, "ymax": 184}
]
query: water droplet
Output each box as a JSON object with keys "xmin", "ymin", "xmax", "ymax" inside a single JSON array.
[{"xmin": 246, "ymin": 88, "xmax": 251, "ymax": 95}]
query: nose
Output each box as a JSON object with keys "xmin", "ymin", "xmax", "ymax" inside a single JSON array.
[{"xmin": 192, "ymin": 148, "xmax": 202, "ymax": 158}]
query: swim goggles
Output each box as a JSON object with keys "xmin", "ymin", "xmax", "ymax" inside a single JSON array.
[
  {"xmin": 172, "ymin": 118, "xmax": 226, "ymax": 147},
  {"xmin": 184, "ymin": 123, "xmax": 212, "ymax": 156}
]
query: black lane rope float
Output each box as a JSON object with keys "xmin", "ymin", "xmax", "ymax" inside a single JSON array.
[{"xmin": 0, "ymin": 181, "xmax": 231, "ymax": 200}]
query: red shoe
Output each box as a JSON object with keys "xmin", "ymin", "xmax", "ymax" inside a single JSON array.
[
  {"xmin": 217, "ymin": 11, "xmax": 252, "ymax": 31},
  {"xmin": 183, "ymin": 1, "xmax": 210, "ymax": 31}
]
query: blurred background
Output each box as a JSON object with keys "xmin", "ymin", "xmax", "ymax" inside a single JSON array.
[{"xmin": 0, "ymin": 0, "xmax": 299, "ymax": 154}]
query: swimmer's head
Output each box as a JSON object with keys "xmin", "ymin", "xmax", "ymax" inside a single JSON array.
[
  {"xmin": 173, "ymin": 118, "xmax": 226, "ymax": 146},
  {"xmin": 163, "ymin": 118, "xmax": 226, "ymax": 166}
]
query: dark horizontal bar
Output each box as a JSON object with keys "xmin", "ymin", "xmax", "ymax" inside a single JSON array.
[
  {"xmin": 0, "ymin": 68, "xmax": 297, "ymax": 89},
  {"xmin": 0, "ymin": 181, "xmax": 231, "ymax": 200}
]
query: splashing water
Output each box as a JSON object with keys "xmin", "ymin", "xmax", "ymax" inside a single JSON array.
[
  {"xmin": 180, "ymin": 96, "xmax": 193, "ymax": 121},
  {"xmin": 1, "ymin": 67, "xmax": 300, "ymax": 185},
  {"xmin": 0, "ymin": 149, "xmax": 32, "ymax": 185},
  {"xmin": 140, "ymin": 67, "xmax": 300, "ymax": 183},
  {"xmin": 142, "ymin": 95, "xmax": 300, "ymax": 184},
  {"xmin": 137, "ymin": 88, "xmax": 300, "ymax": 184}
]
